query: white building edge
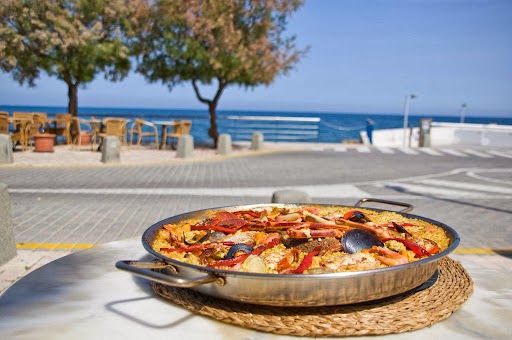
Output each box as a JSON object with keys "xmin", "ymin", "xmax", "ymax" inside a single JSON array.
[{"xmin": 361, "ymin": 122, "xmax": 512, "ymax": 148}]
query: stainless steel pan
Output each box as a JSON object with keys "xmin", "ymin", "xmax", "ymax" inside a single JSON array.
[{"xmin": 116, "ymin": 198, "xmax": 460, "ymax": 306}]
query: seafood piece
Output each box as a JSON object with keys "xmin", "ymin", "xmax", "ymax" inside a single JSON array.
[
  {"xmin": 302, "ymin": 210, "xmax": 336, "ymax": 224},
  {"xmin": 287, "ymin": 224, "xmax": 345, "ymax": 239},
  {"xmin": 336, "ymin": 217, "xmax": 398, "ymax": 239},
  {"xmin": 321, "ymin": 252, "xmax": 380, "ymax": 272},
  {"xmin": 240, "ymin": 255, "xmax": 267, "ymax": 273},
  {"xmin": 286, "ymin": 222, "xmax": 349, "ymax": 239},
  {"xmin": 226, "ymin": 244, "xmax": 254, "ymax": 259},
  {"xmin": 364, "ymin": 246, "xmax": 409, "ymax": 266},
  {"xmin": 392, "ymin": 221, "xmax": 413, "ymax": 236},
  {"xmin": 343, "ymin": 210, "xmax": 372, "ymax": 223},
  {"xmin": 222, "ymin": 231, "xmax": 258, "ymax": 245},
  {"xmin": 259, "ymin": 245, "xmax": 299, "ymax": 273},
  {"xmin": 276, "ymin": 212, "xmax": 301, "ymax": 222},
  {"xmin": 341, "ymin": 229, "xmax": 383, "ymax": 254},
  {"xmin": 257, "ymin": 232, "xmax": 281, "ymax": 246},
  {"xmin": 197, "ymin": 231, "xmax": 226, "ymax": 243}
]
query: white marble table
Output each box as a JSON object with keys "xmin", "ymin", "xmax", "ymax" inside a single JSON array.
[{"xmin": 0, "ymin": 238, "xmax": 510, "ymax": 339}]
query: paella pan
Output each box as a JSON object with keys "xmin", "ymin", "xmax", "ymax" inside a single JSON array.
[{"xmin": 117, "ymin": 198, "xmax": 460, "ymax": 306}]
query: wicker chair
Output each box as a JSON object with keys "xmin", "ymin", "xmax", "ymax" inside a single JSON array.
[
  {"xmin": 128, "ymin": 119, "xmax": 159, "ymax": 149},
  {"xmin": 90, "ymin": 116, "xmax": 102, "ymax": 145},
  {"xmin": 161, "ymin": 120, "xmax": 192, "ymax": 149},
  {"xmin": 11, "ymin": 112, "xmax": 34, "ymax": 151},
  {"xmin": 71, "ymin": 117, "xmax": 95, "ymax": 151},
  {"xmin": 52, "ymin": 113, "xmax": 73, "ymax": 144},
  {"xmin": 0, "ymin": 114, "xmax": 9, "ymax": 135},
  {"xmin": 97, "ymin": 118, "xmax": 128, "ymax": 149}
]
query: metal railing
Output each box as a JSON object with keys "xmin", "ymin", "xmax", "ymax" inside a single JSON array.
[{"xmin": 218, "ymin": 115, "xmax": 321, "ymax": 142}]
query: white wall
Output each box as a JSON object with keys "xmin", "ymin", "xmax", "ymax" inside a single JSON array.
[{"xmin": 365, "ymin": 123, "xmax": 512, "ymax": 148}]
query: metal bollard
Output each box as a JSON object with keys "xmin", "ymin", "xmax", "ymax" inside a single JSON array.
[
  {"xmin": 0, "ymin": 183, "xmax": 16, "ymax": 265},
  {"xmin": 217, "ymin": 134, "xmax": 232, "ymax": 155},
  {"xmin": 101, "ymin": 136, "xmax": 120, "ymax": 163},
  {"xmin": 176, "ymin": 135, "xmax": 194, "ymax": 158}
]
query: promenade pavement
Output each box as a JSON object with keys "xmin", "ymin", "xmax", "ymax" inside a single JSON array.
[
  {"xmin": 1, "ymin": 141, "xmax": 511, "ymax": 303},
  {"xmin": 0, "ymin": 141, "xmax": 336, "ymax": 292}
]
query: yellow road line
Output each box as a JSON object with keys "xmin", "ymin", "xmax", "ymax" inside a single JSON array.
[
  {"xmin": 452, "ymin": 248, "xmax": 496, "ymax": 255},
  {"xmin": 16, "ymin": 243, "xmax": 95, "ymax": 250}
]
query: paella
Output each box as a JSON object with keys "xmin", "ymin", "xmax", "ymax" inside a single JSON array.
[{"xmin": 151, "ymin": 205, "xmax": 450, "ymax": 275}]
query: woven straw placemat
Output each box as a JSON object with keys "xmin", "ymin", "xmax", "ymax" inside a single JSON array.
[{"xmin": 152, "ymin": 257, "xmax": 473, "ymax": 337}]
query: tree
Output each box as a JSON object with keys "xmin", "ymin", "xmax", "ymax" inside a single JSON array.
[
  {"xmin": 133, "ymin": 0, "xmax": 307, "ymax": 145},
  {"xmin": 0, "ymin": 0, "xmax": 145, "ymax": 116}
]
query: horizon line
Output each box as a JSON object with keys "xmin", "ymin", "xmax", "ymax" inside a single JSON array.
[{"xmin": 1, "ymin": 104, "xmax": 510, "ymax": 119}]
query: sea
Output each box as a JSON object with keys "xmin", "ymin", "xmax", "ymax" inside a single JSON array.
[{"xmin": 2, "ymin": 105, "xmax": 511, "ymax": 145}]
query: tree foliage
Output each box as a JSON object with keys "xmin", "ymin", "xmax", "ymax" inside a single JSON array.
[
  {"xmin": 0, "ymin": 0, "xmax": 145, "ymax": 115},
  {"xmin": 133, "ymin": 0, "xmax": 307, "ymax": 144}
]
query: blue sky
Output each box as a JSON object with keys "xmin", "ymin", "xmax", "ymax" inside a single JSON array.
[{"xmin": 1, "ymin": 0, "xmax": 511, "ymax": 117}]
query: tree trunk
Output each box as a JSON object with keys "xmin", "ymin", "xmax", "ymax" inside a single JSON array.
[
  {"xmin": 192, "ymin": 78, "xmax": 227, "ymax": 148},
  {"xmin": 67, "ymin": 82, "xmax": 78, "ymax": 116},
  {"xmin": 208, "ymin": 102, "xmax": 219, "ymax": 147}
]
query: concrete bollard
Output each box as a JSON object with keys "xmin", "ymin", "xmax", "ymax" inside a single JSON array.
[
  {"xmin": 271, "ymin": 189, "xmax": 312, "ymax": 203},
  {"xmin": 176, "ymin": 135, "xmax": 194, "ymax": 158},
  {"xmin": 418, "ymin": 118, "xmax": 432, "ymax": 148},
  {"xmin": 0, "ymin": 183, "xmax": 16, "ymax": 266},
  {"xmin": 250, "ymin": 132, "xmax": 264, "ymax": 151},
  {"xmin": 101, "ymin": 136, "xmax": 120, "ymax": 163},
  {"xmin": 0, "ymin": 135, "xmax": 14, "ymax": 164},
  {"xmin": 217, "ymin": 134, "xmax": 232, "ymax": 155}
]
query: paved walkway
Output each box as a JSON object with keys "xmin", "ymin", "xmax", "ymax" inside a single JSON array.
[
  {"xmin": 0, "ymin": 141, "xmax": 296, "ymax": 293},
  {"xmin": 1, "ymin": 142, "xmax": 511, "ymax": 295}
]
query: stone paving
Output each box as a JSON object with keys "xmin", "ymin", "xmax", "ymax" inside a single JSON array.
[
  {"xmin": 1, "ymin": 142, "xmax": 511, "ymax": 296},
  {"xmin": 0, "ymin": 141, "xmax": 328, "ymax": 294}
]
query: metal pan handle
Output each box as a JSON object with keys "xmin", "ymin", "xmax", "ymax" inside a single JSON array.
[
  {"xmin": 354, "ymin": 198, "xmax": 414, "ymax": 213},
  {"xmin": 116, "ymin": 260, "xmax": 225, "ymax": 288}
]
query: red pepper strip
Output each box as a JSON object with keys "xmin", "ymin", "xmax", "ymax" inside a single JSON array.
[
  {"xmin": 381, "ymin": 238, "xmax": 430, "ymax": 258},
  {"xmin": 208, "ymin": 253, "xmax": 251, "ymax": 268},
  {"xmin": 294, "ymin": 246, "xmax": 322, "ymax": 274},
  {"xmin": 217, "ymin": 218, "xmax": 247, "ymax": 229},
  {"xmin": 234, "ymin": 210, "xmax": 263, "ymax": 218},
  {"xmin": 215, "ymin": 211, "xmax": 239, "ymax": 219},
  {"xmin": 161, "ymin": 241, "xmax": 234, "ymax": 253},
  {"xmin": 191, "ymin": 224, "xmax": 240, "ymax": 234}
]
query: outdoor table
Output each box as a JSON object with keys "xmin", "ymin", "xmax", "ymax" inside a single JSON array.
[
  {"xmin": 151, "ymin": 120, "xmax": 176, "ymax": 149},
  {"xmin": 0, "ymin": 237, "xmax": 507, "ymax": 339},
  {"xmin": 8, "ymin": 116, "xmax": 33, "ymax": 130}
]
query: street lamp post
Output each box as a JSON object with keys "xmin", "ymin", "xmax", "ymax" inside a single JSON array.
[
  {"xmin": 402, "ymin": 94, "xmax": 416, "ymax": 148},
  {"xmin": 459, "ymin": 103, "xmax": 467, "ymax": 123}
]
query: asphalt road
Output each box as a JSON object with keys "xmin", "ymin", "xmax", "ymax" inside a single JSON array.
[{"xmin": 1, "ymin": 147, "xmax": 511, "ymax": 249}]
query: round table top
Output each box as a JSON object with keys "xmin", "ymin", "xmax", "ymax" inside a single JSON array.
[{"xmin": 0, "ymin": 238, "xmax": 508, "ymax": 339}]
